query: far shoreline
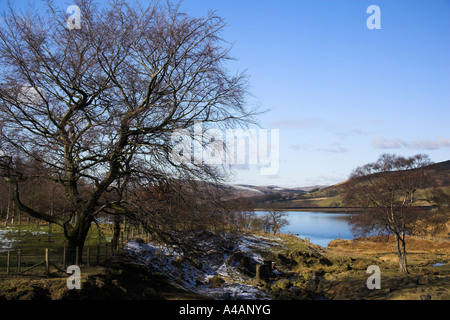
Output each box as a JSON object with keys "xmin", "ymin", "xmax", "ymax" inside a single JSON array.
[{"xmin": 253, "ymin": 207, "xmax": 365, "ymax": 213}]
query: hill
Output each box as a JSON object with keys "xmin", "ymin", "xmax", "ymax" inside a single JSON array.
[
  {"xmin": 228, "ymin": 184, "xmax": 328, "ymax": 198},
  {"xmin": 224, "ymin": 184, "xmax": 332, "ymax": 209},
  {"xmin": 254, "ymin": 159, "xmax": 450, "ymax": 210},
  {"xmin": 320, "ymin": 159, "xmax": 450, "ymax": 195}
]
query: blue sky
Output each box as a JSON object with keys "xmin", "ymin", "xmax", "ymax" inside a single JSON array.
[
  {"xmin": 2, "ymin": 0, "xmax": 449, "ymax": 188},
  {"xmin": 180, "ymin": 0, "xmax": 450, "ymax": 187}
]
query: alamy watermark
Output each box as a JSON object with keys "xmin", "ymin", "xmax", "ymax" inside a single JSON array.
[
  {"xmin": 170, "ymin": 122, "xmax": 279, "ymax": 176},
  {"xmin": 67, "ymin": 5, "xmax": 81, "ymax": 30},
  {"xmin": 367, "ymin": 5, "xmax": 381, "ymax": 30},
  {"xmin": 67, "ymin": 265, "xmax": 81, "ymax": 290},
  {"xmin": 366, "ymin": 265, "xmax": 381, "ymax": 289},
  {"xmin": 67, "ymin": 4, "xmax": 381, "ymax": 31}
]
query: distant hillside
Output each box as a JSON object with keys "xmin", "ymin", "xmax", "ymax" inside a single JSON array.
[
  {"xmin": 422, "ymin": 160, "xmax": 450, "ymax": 187},
  {"xmin": 226, "ymin": 184, "xmax": 330, "ymax": 199},
  {"xmin": 320, "ymin": 159, "xmax": 450, "ymax": 196},
  {"xmin": 254, "ymin": 159, "xmax": 450, "ymax": 210}
]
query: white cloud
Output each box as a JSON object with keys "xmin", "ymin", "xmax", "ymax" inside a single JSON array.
[
  {"xmin": 372, "ymin": 137, "xmax": 405, "ymax": 149},
  {"xmin": 372, "ymin": 137, "xmax": 450, "ymax": 150},
  {"xmin": 317, "ymin": 142, "xmax": 348, "ymax": 153},
  {"xmin": 408, "ymin": 137, "xmax": 450, "ymax": 150},
  {"xmin": 289, "ymin": 143, "xmax": 310, "ymax": 151},
  {"xmin": 269, "ymin": 118, "xmax": 330, "ymax": 130}
]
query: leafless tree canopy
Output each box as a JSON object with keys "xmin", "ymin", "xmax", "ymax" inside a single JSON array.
[
  {"xmin": 0, "ymin": 0, "xmax": 255, "ymax": 258},
  {"xmin": 265, "ymin": 210, "xmax": 289, "ymax": 235}
]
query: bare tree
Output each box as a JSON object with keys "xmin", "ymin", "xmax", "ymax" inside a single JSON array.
[
  {"xmin": 343, "ymin": 153, "xmax": 433, "ymax": 273},
  {"xmin": 225, "ymin": 196, "xmax": 255, "ymax": 231},
  {"xmin": 265, "ymin": 210, "xmax": 289, "ymax": 235},
  {"xmin": 126, "ymin": 178, "xmax": 235, "ymax": 251},
  {"xmin": 0, "ymin": 0, "xmax": 255, "ymax": 262}
]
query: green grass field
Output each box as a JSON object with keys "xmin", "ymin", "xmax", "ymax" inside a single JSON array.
[{"xmin": 0, "ymin": 222, "xmax": 116, "ymax": 274}]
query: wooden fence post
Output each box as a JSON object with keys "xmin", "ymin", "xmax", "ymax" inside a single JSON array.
[
  {"xmin": 75, "ymin": 247, "xmax": 79, "ymax": 266},
  {"xmin": 63, "ymin": 246, "xmax": 66, "ymax": 270},
  {"xmin": 6, "ymin": 250, "xmax": 10, "ymax": 275},
  {"xmin": 16, "ymin": 249, "xmax": 21, "ymax": 273},
  {"xmin": 86, "ymin": 247, "xmax": 90, "ymax": 267},
  {"xmin": 45, "ymin": 248, "xmax": 49, "ymax": 274}
]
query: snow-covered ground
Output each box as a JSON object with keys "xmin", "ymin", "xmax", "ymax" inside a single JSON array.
[
  {"xmin": 0, "ymin": 228, "xmax": 19, "ymax": 251},
  {"xmin": 124, "ymin": 233, "xmax": 285, "ymax": 300},
  {"xmin": 0, "ymin": 227, "xmax": 47, "ymax": 252}
]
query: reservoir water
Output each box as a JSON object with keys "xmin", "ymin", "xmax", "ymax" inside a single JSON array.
[{"xmin": 258, "ymin": 211, "xmax": 355, "ymax": 248}]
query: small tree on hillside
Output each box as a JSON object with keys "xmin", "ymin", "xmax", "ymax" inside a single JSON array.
[
  {"xmin": 265, "ymin": 210, "xmax": 289, "ymax": 235},
  {"xmin": 343, "ymin": 153, "xmax": 433, "ymax": 273}
]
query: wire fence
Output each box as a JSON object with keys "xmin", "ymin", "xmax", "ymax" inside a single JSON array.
[
  {"xmin": 0, "ymin": 216, "xmax": 154, "ymax": 276},
  {"xmin": 0, "ymin": 243, "xmax": 116, "ymax": 275}
]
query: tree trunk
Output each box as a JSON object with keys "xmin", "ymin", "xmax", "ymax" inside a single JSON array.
[
  {"xmin": 4, "ymin": 199, "xmax": 9, "ymax": 226},
  {"xmin": 395, "ymin": 234, "xmax": 408, "ymax": 274},
  {"xmin": 112, "ymin": 215, "xmax": 121, "ymax": 251},
  {"xmin": 11, "ymin": 201, "xmax": 15, "ymax": 224},
  {"xmin": 66, "ymin": 217, "xmax": 92, "ymax": 265}
]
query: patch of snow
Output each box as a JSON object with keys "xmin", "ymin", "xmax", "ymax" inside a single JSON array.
[
  {"xmin": 0, "ymin": 229, "xmax": 19, "ymax": 251},
  {"xmin": 124, "ymin": 234, "xmax": 284, "ymax": 300},
  {"xmin": 0, "ymin": 228, "xmax": 47, "ymax": 251},
  {"xmin": 232, "ymin": 185, "xmax": 264, "ymax": 194}
]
